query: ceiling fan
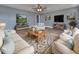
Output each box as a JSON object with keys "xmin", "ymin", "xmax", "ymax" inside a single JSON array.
[{"xmin": 32, "ymin": 4, "xmax": 47, "ymax": 13}]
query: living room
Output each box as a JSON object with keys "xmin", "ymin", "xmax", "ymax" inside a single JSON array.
[{"xmin": 0, "ymin": 4, "xmax": 79, "ymax": 54}]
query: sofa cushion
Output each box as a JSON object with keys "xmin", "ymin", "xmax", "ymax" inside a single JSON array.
[
  {"xmin": 11, "ymin": 32, "xmax": 30, "ymax": 46},
  {"xmin": 54, "ymin": 41, "xmax": 75, "ymax": 54},
  {"xmin": 10, "ymin": 30, "xmax": 16, "ymax": 34},
  {"xmin": 60, "ymin": 33, "xmax": 72, "ymax": 41},
  {"xmin": 16, "ymin": 46, "xmax": 34, "ymax": 54},
  {"xmin": 51, "ymin": 42, "xmax": 61, "ymax": 54},
  {"xmin": 1, "ymin": 30, "xmax": 15, "ymax": 54},
  {"xmin": 73, "ymin": 28, "xmax": 79, "ymax": 33},
  {"xmin": 60, "ymin": 33, "xmax": 73, "ymax": 49},
  {"xmin": 0, "ymin": 33, "xmax": 3, "ymax": 49},
  {"xmin": 1, "ymin": 38, "xmax": 15, "ymax": 54},
  {"xmin": 73, "ymin": 34, "xmax": 79, "ymax": 53},
  {"xmin": 57, "ymin": 39, "xmax": 67, "ymax": 46},
  {"xmin": 0, "ymin": 22, "xmax": 6, "ymax": 38},
  {"xmin": 0, "ymin": 30, "xmax": 5, "ymax": 39},
  {"xmin": 64, "ymin": 29, "xmax": 72, "ymax": 36},
  {"xmin": 73, "ymin": 28, "xmax": 79, "ymax": 40},
  {"xmin": 4, "ymin": 30, "xmax": 11, "ymax": 37},
  {"xmin": 11, "ymin": 32, "xmax": 24, "ymax": 42},
  {"xmin": 14, "ymin": 40, "xmax": 30, "ymax": 53}
]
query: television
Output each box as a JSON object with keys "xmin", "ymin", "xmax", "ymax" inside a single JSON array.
[{"xmin": 54, "ymin": 15, "xmax": 64, "ymax": 22}]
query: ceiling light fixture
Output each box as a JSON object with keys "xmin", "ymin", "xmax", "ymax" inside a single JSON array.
[{"xmin": 32, "ymin": 4, "xmax": 46, "ymax": 13}]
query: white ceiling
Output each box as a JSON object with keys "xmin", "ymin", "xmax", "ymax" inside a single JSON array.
[{"xmin": 1, "ymin": 4, "xmax": 78, "ymax": 13}]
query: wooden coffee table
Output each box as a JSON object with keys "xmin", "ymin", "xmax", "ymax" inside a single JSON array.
[{"xmin": 28, "ymin": 30, "xmax": 46, "ymax": 41}]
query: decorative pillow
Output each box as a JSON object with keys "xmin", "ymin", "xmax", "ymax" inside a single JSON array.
[
  {"xmin": 0, "ymin": 33, "xmax": 3, "ymax": 49},
  {"xmin": 73, "ymin": 28, "xmax": 79, "ymax": 39},
  {"xmin": 66, "ymin": 39, "xmax": 73, "ymax": 49},
  {"xmin": 1, "ymin": 30, "xmax": 15, "ymax": 54},
  {"xmin": 60, "ymin": 33, "xmax": 72, "ymax": 41},
  {"xmin": 64, "ymin": 29, "xmax": 72, "ymax": 36},
  {"xmin": 73, "ymin": 34, "xmax": 79, "ymax": 53},
  {"xmin": 0, "ymin": 30, "xmax": 5, "ymax": 39},
  {"xmin": 4, "ymin": 30, "xmax": 11, "ymax": 37},
  {"xmin": 60, "ymin": 33, "xmax": 73, "ymax": 49},
  {"xmin": 73, "ymin": 27, "xmax": 79, "ymax": 34}
]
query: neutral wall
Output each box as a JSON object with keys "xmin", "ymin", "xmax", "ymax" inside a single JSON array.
[
  {"xmin": 76, "ymin": 6, "xmax": 79, "ymax": 28},
  {"xmin": 0, "ymin": 5, "xmax": 36, "ymax": 29},
  {"xmin": 0, "ymin": 5, "xmax": 79, "ymax": 29},
  {"xmin": 40, "ymin": 7, "xmax": 78, "ymax": 28}
]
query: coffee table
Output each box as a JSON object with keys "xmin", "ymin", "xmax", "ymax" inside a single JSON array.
[
  {"xmin": 27, "ymin": 30, "xmax": 46, "ymax": 53},
  {"xmin": 28, "ymin": 31, "xmax": 46, "ymax": 41}
]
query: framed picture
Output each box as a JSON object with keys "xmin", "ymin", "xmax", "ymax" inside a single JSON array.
[
  {"xmin": 45, "ymin": 16, "xmax": 51, "ymax": 21},
  {"xmin": 16, "ymin": 14, "xmax": 27, "ymax": 24},
  {"xmin": 67, "ymin": 16, "xmax": 75, "ymax": 21}
]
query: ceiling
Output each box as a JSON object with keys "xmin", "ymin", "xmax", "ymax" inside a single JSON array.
[{"xmin": 1, "ymin": 4, "xmax": 78, "ymax": 14}]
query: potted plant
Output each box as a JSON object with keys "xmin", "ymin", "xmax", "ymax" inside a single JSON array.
[{"xmin": 69, "ymin": 21, "xmax": 76, "ymax": 30}]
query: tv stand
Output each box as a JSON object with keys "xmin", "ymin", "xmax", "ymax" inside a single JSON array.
[{"xmin": 53, "ymin": 22, "xmax": 64, "ymax": 30}]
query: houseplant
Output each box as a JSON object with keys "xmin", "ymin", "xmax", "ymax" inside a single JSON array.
[{"xmin": 69, "ymin": 21, "xmax": 76, "ymax": 29}]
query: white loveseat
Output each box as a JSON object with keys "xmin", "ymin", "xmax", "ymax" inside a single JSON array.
[
  {"xmin": 0, "ymin": 22, "xmax": 34, "ymax": 54},
  {"xmin": 0, "ymin": 30, "xmax": 34, "ymax": 54},
  {"xmin": 11, "ymin": 30, "xmax": 34, "ymax": 54},
  {"xmin": 52, "ymin": 28, "xmax": 79, "ymax": 54}
]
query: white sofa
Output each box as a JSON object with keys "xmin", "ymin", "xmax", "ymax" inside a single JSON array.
[
  {"xmin": 33, "ymin": 23, "xmax": 45, "ymax": 31},
  {"xmin": 51, "ymin": 28, "xmax": 79, "ymax": 54},
  {"xmin": 11, "ymin": 30, "xmax": 34, "ymax": 54},
  {"xmin": 0, "ymin": 30, "xmax": 34, "ymax": 54},
  {"xmin": 0, "ymin": 22, "xmax": 34, "ymax": 54}
]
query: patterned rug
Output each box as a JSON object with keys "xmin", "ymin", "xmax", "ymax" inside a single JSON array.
[{"xmin": 17, "ymin": 29, "xmax": 63, "ymax": 54}]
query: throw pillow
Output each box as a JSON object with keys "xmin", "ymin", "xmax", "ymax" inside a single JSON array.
[
  {"xmin": 64, "ymin": 29, "xmax": 72, "ymax": 36},
  {"xmin": 60, "ymin": 33, "xmax": 73, "ymax": 49},
  {"xmin": 73, "ymin": 34, "xmax": 79, "ymax": 53},
  {"xmin": 1, "ymin": 30, "xmax": 15, "ymax": 54},
  {"xmin": 73, "ymin": 27, "xmax": 79, "ymax": 39},
  {"xmin": 0, "ymin": 30, "xmax": 5, "ymax": 39},
  {"xmin": 66, "ymin": 38, "xmax": 73, "ymax": 49},
  {"xmin": 4, "ymin": 30, "xmax": 11, "ymax": 37}
]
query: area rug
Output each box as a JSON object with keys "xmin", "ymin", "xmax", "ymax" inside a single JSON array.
[{"xmin": 17, "ymin": 29, "xmax": 63, "ymax": 54}]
